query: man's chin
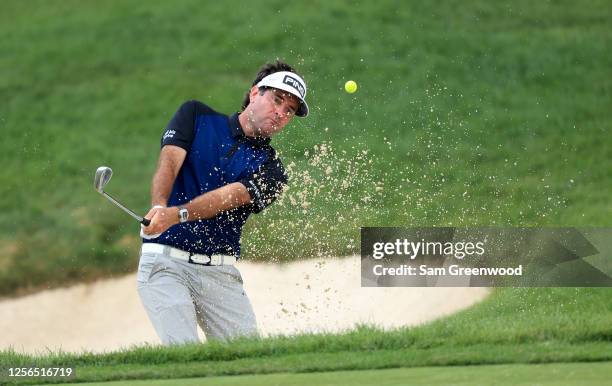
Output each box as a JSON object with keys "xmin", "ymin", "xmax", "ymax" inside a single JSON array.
[
  {"xmin": 252, "ymin": 127, "xmax": 274, "ymax": 138},
  {"xmin": 259, "ymin": 123, "xmax": 282, "ymax": 136}
]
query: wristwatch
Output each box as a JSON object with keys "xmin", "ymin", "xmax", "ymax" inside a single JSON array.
[{"xmin": 178, "ymin": 206, "xmax": 189, "ymax": 223}]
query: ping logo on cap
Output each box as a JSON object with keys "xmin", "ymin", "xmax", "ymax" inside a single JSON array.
[{"xmin": 283, "ymin": 75, "xmax": 305, "ymax": 98}]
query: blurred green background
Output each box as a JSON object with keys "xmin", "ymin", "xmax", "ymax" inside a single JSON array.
[{"xmin": 0, "ymin": 0, "xmax": 610, "ymax": 295}]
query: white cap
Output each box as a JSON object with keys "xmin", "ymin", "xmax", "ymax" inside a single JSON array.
[{"xmin": 256, "ymin": 71, "xmax": 309, "ymax": 117}]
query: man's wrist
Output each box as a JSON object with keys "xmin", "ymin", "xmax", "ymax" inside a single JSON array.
[{"xmin": 177, "ymin": 206, "xmax": 189, "ymax": 223}]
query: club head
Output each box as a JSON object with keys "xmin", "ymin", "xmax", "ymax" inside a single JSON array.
[{"xmin": 94, "ymin": 166, "xmax": 113, "ymax": 193}]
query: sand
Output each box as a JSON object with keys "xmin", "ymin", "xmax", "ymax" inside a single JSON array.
[{"xmin": 0, "ymin": 256, "xmax": 489, "ymax": 354}]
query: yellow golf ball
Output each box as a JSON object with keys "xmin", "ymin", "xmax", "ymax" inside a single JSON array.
[{"xmin": 345, "ymin": 80, "xmax": 358, "ymax": 94}]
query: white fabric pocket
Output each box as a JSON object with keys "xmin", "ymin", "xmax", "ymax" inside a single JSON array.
[{"xmin": 137, "ymin": 252, "xmax": 159, "ymax": 283}]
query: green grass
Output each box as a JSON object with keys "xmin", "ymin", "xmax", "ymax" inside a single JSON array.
[
  {"xmin": 0, "ymin": 2, "xmax": 611, "ymax": 383},
  {"xmin": 0, "ymin": 0, "xmax": 610, "ymax": 295},
  {"xmin": 65, "ymin": 362, "xmax": 612, "ymax": 386},
  {"xmin": 1, "ymin": 287, "xmax": 611, "ymax": 384}
]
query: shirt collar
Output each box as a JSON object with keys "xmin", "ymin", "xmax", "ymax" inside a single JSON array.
[{"xmin": 229, "ymin": 113, "xmax": 271, "ymax": 146}]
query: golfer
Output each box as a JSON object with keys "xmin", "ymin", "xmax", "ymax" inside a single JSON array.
[{"xmin": 137, "ymin": 60, "xmax": 308, "ymax": 345}]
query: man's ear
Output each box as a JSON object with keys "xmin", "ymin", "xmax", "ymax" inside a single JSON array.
[{"xmin": 249, "ymin": 86, "xmax": 260, "ymax": 103}]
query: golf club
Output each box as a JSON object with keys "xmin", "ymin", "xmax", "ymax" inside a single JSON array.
[{"xmin": 94, "ymin": 166, "xmax": 150, "ymax": 226}]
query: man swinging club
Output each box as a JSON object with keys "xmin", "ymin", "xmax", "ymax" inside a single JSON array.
[{"xmin": 137, "ymin": 60, "xmax": 309, "ymax": 344}]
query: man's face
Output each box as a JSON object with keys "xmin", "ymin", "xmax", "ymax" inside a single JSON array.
[{"xmin": 245, "ymin": 87, "xmax": 300, "ymax": 137}]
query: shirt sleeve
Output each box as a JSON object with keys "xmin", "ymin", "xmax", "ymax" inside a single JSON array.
[
  {"xmin": 160, "ymin": 100, "xmax": 198, "ymax": 151},
  {"xmin": 239, "ymin": 153, "xmax": 288, "ymax": 214}
]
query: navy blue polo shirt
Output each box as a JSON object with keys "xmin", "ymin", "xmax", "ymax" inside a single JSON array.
[{"xmin": 142, "ymin": 100, "xmax": 288, "ymax": 257}]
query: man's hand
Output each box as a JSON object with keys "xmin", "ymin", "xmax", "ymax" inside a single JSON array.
[{"xmin": 142, "ymin": 206, "xmax": 180, "ymax": 236}]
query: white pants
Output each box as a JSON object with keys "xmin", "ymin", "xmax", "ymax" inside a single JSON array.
[{"xmin": 136, "ymin": 245, "xmax": 258, "ymax": 345}]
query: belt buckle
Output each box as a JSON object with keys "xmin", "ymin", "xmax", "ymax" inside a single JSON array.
[
  {"xmin": 209, "ymin": 256, "xmax": 224, "ymax": 266},
  {"xmin": 188, "ymin": 253, "xmax": 211, "ymax": 265}
]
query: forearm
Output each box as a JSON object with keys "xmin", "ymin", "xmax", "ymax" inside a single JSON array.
[
  {"xmin": 143, "ymin": 161, "xmax": 284, "ymax": 235},
  {"xmin": 151, "ymin": 158, "xmax": 179, "ymax": 207},
  {"xmin": 183, "ymin": 182, "xmax": 252, "ymax": 220}
]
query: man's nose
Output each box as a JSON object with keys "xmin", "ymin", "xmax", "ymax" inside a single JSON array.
[{"xmin": 273, "ymin": 105, "xmax": 284, "ymax": 117}]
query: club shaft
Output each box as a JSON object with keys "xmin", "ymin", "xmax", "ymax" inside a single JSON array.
[{"xmin": 102, "ymin": 191, "xmax": 144, "ymax": 222}]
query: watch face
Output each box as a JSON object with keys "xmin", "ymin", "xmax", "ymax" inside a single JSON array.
[{"xmin": 179, "ymin": 208, "xmax": 188, "ymax": 222}]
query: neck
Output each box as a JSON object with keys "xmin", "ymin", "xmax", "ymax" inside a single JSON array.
[{"xmin": 238, "ymin": 111, "xmax": 256, "ymax": 138}]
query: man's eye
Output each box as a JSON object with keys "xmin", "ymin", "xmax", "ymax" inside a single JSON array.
[{"xmin": 274, "ymin": 96, "xmax": 283, "ymax": 104}]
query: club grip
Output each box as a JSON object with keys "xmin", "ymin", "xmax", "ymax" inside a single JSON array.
[{"xmin": 141, "ymin": 218, "xmax": 151, "ymax": 226}]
